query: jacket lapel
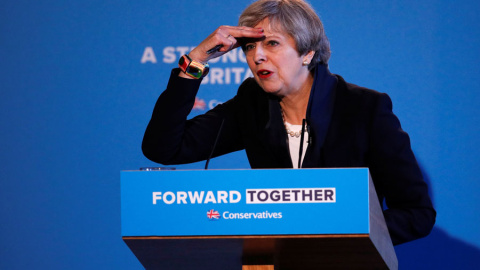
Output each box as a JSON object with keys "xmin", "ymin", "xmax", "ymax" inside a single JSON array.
[{"xmin": 303, "ymin": 64, "xmax": 338, "ymax": 167}]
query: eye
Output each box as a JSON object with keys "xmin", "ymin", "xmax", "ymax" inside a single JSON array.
[
  {"xmin": 267, "ymin": 40, "xmax": 279, "ymax": 47},
  {"xmin": 244, "ymin": 43, "xmax": 255, "ymax": 51}
]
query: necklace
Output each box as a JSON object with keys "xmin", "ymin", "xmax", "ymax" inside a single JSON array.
[
  {"xmin": 281, "ymin": 109, "xmax": 306, "ymax": 138},
  {"xmin": 285, "ymin": 123, "xmax": 304, "ymax": 138}
]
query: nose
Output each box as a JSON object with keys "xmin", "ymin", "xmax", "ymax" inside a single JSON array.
[{"xmin": 253, "ymin": 45, "xmax": 266, "ymax": 64}]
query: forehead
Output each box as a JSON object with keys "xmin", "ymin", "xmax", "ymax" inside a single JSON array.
[
  {"xmin": 254, "ymin": 17, "xmax": 288, "ymax": 36},
  {"xmin": 240, "ymin": 17, "xmax": 297, "ymax": 50},
  {"xmin": 239, "ymin": 18, "xmax": 288, "ymax": 45}
]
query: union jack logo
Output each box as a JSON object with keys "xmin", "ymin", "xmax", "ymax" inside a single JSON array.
[
  {"xmin": 207, "ymin": 209, "xmax": 220, "ymax": 220},
  {"xmin": 193, "ymin": 97, "xmax": 206, "ymax": 110}
]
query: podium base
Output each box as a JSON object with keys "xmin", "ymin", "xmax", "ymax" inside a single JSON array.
[
  {"xmin": 124, "ymin": 234, "xmax": 396, "ymax": 270},
  {"xmin": 243, "ymin": 266, "xmax": 274, "ymax": 270}
]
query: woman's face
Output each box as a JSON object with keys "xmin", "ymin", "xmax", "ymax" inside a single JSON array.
[{"xmin": 244, "ymin": 18, "xmax": 313, "ymax": 97}]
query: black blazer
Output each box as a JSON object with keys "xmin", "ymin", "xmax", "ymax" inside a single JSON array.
[{"xmin": 143, "ymin": 65, "xmax": 436, "ymax": 245}]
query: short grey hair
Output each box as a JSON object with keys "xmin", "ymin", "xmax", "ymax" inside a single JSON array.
[{"xmin": 238, "ymin": 0, "xmax": 331, "ymax": 69}]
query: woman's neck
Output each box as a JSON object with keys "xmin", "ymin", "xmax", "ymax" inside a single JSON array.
[{"xmin": 280, "ymin": 73, "xmax": 314, "ymax": 125}]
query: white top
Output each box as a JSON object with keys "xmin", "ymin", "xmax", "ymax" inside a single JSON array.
[{"xmin": 284, "ymin": 122, "xmax": 309, "ymax": 168}]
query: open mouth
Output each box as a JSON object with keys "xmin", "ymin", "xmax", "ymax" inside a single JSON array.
[{"xmin": 257, "ymin": 70, "xmax": 273, "ymax": 79}]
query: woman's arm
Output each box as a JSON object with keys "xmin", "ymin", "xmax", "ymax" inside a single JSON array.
[
  {"xmin": 142, "ymin": 25, "xmax": 264, "ymax": 164},
  {"xmin": 142, "ymin": 69, "xmax": 244, "ymax": 165},
  {"xmin": 369, "ymin": 93, "xmax": 436, "ymax": 245}
]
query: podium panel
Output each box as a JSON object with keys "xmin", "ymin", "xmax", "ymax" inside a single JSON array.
[{"xmin": 121, "ymin": 168, "xmax": 397, "ymax": 269}]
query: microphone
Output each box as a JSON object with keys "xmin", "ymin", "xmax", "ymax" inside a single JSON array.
[
  {"xmin": 298, "ymin": 119, "xmax": 307, "ymax": 168},
  {"xmin": 205, "ymin": 118, "xmax": 225, "ymax": 170}
]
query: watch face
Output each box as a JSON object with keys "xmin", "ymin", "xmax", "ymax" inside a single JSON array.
[
  {"xmin": 186, "ymin": 65, "xmax": 202, "ymax": 78},
  {"xmin": 187, "ymin": 61, "xmax": 205, "ymax": 79}
]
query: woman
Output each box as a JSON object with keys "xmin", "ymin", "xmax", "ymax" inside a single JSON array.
[{"xmin": 142, "ymin": 0, "xmax": 435, "ymax": 245}]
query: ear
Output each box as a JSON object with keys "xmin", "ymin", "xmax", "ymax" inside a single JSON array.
[{"xmin": 302, "ymin": 51, "xmax": 315, "ymax": 66}]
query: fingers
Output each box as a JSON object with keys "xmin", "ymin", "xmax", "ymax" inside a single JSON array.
[
  {"xmin": 211, "ymin": 34, "xmax": 236, "ymax": 54},
  {"xmin": 220, "ymin": 25, "xmax": 265, "ymax": 39},
  {"xmin": 219, "ymin": 26, "xmax": 265, "ymax": 49},
  {"xmin": 208, "ymin": 26, "xmax": 264, "ymax": 53},
  {"xmin": 189, "ymin": 26, "xmax": 264, "ymax": 63}
]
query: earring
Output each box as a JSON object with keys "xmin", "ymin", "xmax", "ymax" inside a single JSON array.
[{"xmin": 303, "ymin": 60, "xmax": 309, "ymax": 66}]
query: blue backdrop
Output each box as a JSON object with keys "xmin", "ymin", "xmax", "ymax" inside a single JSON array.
[{"xmin": 1, "ymin": 0, "xmax": 479, "ymax": 269}]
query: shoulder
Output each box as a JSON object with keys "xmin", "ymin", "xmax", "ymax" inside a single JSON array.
[
  {"xmin": 235, "ymin": 77, "xmax": 273, "ymax": 104},
  {"xmin": 334, "ymin": 74, "xmax": 392, "ymax": 114},
  {"xmin": 336, "ymin": 75, "xmax": 385, "ymax": 100},
  {"xmin": 237, "ymin": 77, "xmax": 263, "ymax": 96}
]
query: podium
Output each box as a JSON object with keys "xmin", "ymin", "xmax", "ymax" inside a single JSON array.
[{"xmin": 121, "ymin": 168, "xmax": 397, "ymax": 269}]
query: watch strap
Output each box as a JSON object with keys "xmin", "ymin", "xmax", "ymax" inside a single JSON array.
[{"xmin": 178, "ymin": 54, "xmax": 209, "ymax": 79}]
